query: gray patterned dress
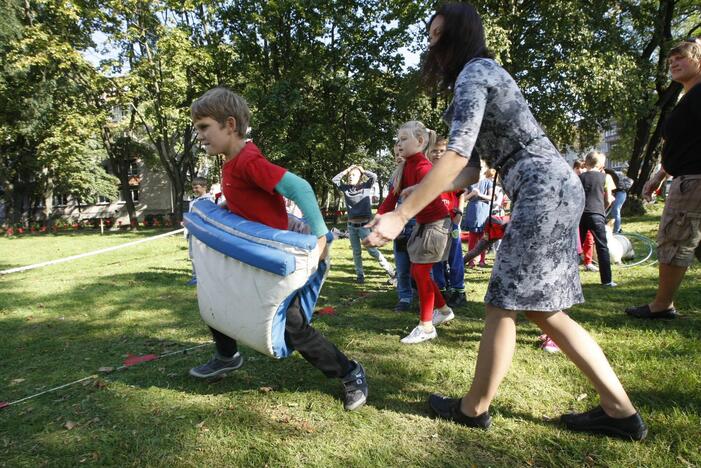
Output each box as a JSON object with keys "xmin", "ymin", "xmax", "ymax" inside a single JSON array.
[{"xmin": 444, "ymin": 58, "xmax": 584, "ymax": 312}]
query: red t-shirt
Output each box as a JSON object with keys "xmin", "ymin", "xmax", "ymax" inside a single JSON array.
[
  {"xmin": 378, "ymin": 152, "xmax": 449, "ymax": 224},
  {"xmin": 441, "ymin": 190, "xmax": 464, "ymax": 222},
  {"xmin": 222, "ymin": 142, "xmax": 288, "ymax": 229}
]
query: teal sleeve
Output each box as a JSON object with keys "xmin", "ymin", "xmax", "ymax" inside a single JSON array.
[{"xmin": 275, "ymin": 172, "xmax": 329, "ymax": 237}]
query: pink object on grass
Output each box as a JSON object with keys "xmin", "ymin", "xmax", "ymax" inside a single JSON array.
[
  {"xmin": 540, "ymin": 337, "xmax": 560, "ymax": 353},
  {"xmin": 123, "ymin": 354, "xmax": 159, "ymax": 367}
]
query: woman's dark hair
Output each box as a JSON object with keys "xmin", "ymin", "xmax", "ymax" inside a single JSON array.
[{"xmin": 421, "ymin": 2, "xmax": 493, "ymax": 91}]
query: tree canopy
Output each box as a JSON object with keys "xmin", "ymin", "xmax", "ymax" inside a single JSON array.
[{"xmin": 1, "ymin": 0, "xmax": 697, "ymax": 224}]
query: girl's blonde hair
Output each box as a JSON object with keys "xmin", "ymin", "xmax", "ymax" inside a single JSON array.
[{"xmin": 390, "ymin": 121, "xmax": 437, "ymax": 195}]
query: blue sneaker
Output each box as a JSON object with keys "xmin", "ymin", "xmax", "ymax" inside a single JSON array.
[
  {"xmin": 341, "ymin": 361, "xmax": 368, "ymax": 411},
  {"xmin": 186, "ymin": 277, "xmax": 197, "ymax": 286},
  {"xmin": 189, "ymin": 353, "xmax": 243, "ymax": 379}
]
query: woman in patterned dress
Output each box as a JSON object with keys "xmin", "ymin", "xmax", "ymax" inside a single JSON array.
[{"xmin": 364, "ymin": 2, "xmax": 646, "ymax": 439}]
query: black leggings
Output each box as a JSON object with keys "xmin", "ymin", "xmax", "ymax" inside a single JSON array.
[
  {"xmin": 579, "ymin": 212, "xmax": 612, "ymax": 284},
  {"xmin": 209, "ymin": 295, "xmax": 352, "ymax": 378}
]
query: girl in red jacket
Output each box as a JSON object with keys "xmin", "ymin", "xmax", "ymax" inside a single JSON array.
[{"xmin": 376, "ymin": 121, "xmax": 454, "ymax": 344}]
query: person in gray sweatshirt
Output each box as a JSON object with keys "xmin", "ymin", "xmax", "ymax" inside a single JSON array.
[{"xmin": 333, "ymin": 165, "xmax": 395, "ymax": 284}]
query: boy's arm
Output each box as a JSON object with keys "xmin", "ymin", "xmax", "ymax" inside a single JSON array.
[
  {"xmin": 454, "ymin": 192, "xmax": 466, "ymax": 227},
  {"xmin": 332, "ymin": 167, "xmax": 352, "ymax": 187},
  {"xmin": 604, "ymin": 174, "xmax": 615, "ymax": 208},
  {"xmin": 363, "ymin": 169, "xmax": 377, "ymax": 188},
  {"xmin": 275, "ymin": 172, "xmax": 329, "ymax": 258}
]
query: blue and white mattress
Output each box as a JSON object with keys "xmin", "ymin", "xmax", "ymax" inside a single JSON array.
[{"xmin": 183, "ymin": 199, "xmax": 331, "ymax": 358}]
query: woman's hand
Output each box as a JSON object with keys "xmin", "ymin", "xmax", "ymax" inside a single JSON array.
[{"xmin": 362, "ymin": 212, "xmax": 407, "ymax": 247}]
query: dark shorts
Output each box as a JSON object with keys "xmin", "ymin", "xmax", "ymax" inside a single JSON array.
[
  {"xmin": 657, "ymin": 175, "xmax": 701, "ymax": 267},
  {"xmin": 407, "ymin": 217, "xmax": 451, "ymax": 264}
]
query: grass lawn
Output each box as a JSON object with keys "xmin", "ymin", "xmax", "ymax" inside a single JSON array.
[{"xmin": 0, "ymin": 205, "xmax": 699, "ymax": 467}]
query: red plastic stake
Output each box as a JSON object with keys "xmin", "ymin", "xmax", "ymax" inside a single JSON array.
[
  {"xmin": 0, "ymin": 401, "xmax": 9, "ymax": 410},
  {"xmin": 123, "ymin": 354, "xmax": 159, "ymax": 367},
  {"xmin": 319, "ymin": 306, "xmax": 336, "ymax": 316}
]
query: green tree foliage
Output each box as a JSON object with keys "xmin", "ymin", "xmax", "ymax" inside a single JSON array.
[
  {"xmin": 214, "ymin": 0, "xmax": 431, "ymax": 204},
  {"xmin": 611, "ymin": 0, "xmax": 700, "ymax": 195},
  {"xmin": 99, "ymin": 0, "xmax": 223, "ymax": 221},
  {"xmin": 2, "ymin": 0, "xmax": 697, "ymax": 223},
  {"xmin": 0, "ymin": 0, "xmax": 117, "ymax": 224}
]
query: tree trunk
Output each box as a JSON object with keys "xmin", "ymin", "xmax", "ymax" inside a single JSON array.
[
  {"xmin": 626, "ymin": 0, "xmax": 677, "ymax": 194},
  {"xmin": 117, "ymin": 161, "xmax": 138, "ymax": 228}
]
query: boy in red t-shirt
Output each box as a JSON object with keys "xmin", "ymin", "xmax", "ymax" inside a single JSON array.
[{"xmin": 188, "ymin": 87, "xmax": 367, "ymax": 411}]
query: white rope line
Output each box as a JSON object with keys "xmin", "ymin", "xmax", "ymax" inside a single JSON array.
[
  {"xmin": 0, "ymin": 228, "xmax": 185, "ymax": 276},
  {"xmin": 1, "ymin": 342, "xmax": 211, "ymax": 409}
]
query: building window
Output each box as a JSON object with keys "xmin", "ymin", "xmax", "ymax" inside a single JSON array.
[
  {"xmin": 127, "ymin": 160, "xmax": 139, "ymax": 177},
  {"xmin": 97, "ymin": 195, "xmax": 111, "ymax": 205},
  {"xmin": 130, "ymin": 188, "xmax": 139, "ymax": 203},
  {"xmin": 53, "ymin": 194, "xmax": 69, "ymax": 206}
]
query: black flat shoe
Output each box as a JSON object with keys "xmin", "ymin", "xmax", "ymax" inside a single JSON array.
[
  {"xmin": 560, "ymin": 406, "xmax": 647, "ymax": 441},
  {"xmin": 428, "ymin": 394, "xmax": 491, "ymax": 429},
  {"xmin": 625, "ymin": 304, "xmax": 677, "ymax": 319}
]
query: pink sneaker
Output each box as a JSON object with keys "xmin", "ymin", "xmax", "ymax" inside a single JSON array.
[{"xmin": 540, "ymin": 337, "xmax": 560, "ymax": 353}]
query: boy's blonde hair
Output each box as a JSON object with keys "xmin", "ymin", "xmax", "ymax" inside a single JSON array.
[
  {"xmin": 584, "ymin": 150, "xmax": 605, "ymax": 169},
  {"xmin": 667, "ymin": 38, "xmax": 701, "ymax": 64},
  {"xmin": 191, "ymin": 87, "xmax": 251, "ymax": 137},
  {"xmin": 390, "ymin": 121, "xmax": 437, "ymax": 195}
]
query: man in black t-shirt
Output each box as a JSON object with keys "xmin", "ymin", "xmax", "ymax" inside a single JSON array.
[
  {"xmin": 626, "ymin": 39, "xmax": 701, "ymax": 320},
  {"xmin": 579, "ymin": 151, "xmax": 615, "ymax": 287}
]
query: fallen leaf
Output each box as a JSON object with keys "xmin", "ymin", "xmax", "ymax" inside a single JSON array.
[
  {"xmin": 299, "ymin": 421, "xmax": 315, "ymax": 433},
  {"xmin": 93, "ymin": 379, "xmax": 108, "ymax": 389},
  {"xmin": 195, "ymin": 421, "xmax": 206, "ymax": 429},
  {"xmin": 10, "ymin": 378, "xmax": 25, "ymax": 385},
  {"xmin": 98, "ymin": 367, "xmax": 114, "ymax": 373},
  {"xmin": 259, "ymin": 386, "xmax": 273, "ymax": 393},
  {"xmin": 576, "ymin": 393, "xmax": 587, "ymax": 401},
  {"xmin": 63, "ymin": 421, "xmax": 77, "ymax": 430},
  {"xmin": 287, "ymin": 402, "xmax": 299, "ymax": 407}
]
